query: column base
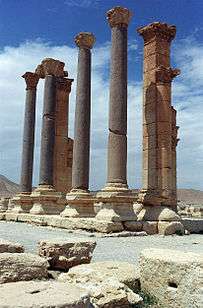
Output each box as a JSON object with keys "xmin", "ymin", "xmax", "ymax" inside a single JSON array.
[
  {"xmin": 30, "ymin": 185, "xmax": 66, "ymax": 215},
  {"xmin": 95, "ymin": 184, "xmax": 137, "ymax": 222},
  {"xmin": 0, "ymin": 198, "xmax": 9, "ymax": 212},
  {"xmin": 10, "ymin": 193, "xmax": 33, "ymax": 214},
  {"xmin": 61, "ymin": 189, "xmax": 95, "ymax": 218}
]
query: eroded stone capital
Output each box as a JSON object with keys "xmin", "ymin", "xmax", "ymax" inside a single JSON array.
[
  {"xmin": 35, "ymin": 58, "xmax": 65, "ymax": 78},
  {"xmin": 75, "ymin": 32, "xmax": 95, "ymax": 49},
  {"xmin": 107, "ymin": 6, "xmax": 132, "ymax": 28},
  {"xmin": 56, "ymin": 77, "xmax": 74, "ymax": 93},
  {"xmin": 137, "ymin": 22, "xmax": 176, "ymax": 43},
  {"xmin": 155, "ymin": 66, "xmax": 180, "ymax": 83},
  {"xmin": 22, "ymin": 72, "xmax": 39, "ymax": 90}
]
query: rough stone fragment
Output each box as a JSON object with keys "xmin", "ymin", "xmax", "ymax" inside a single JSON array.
[
  {"xmin": 58, "ymin": 261, "xmax": 140, "ymax": 291},
  {"xmin": 0, "ymin": 281, "xmax": 90, "ymax": 307},
  {"xmin": 0, "ymin": 253, "xmax": 49, "ymax": 283},
  {"xmin": 0, "ymin": 239, "xmax": 24, "ymax": 253},
  {"xmin": 38, "ymin": 238, "xmax": 96, "ymax": 270},
  {"xmin": 59, "ymin": 261, "xmax": 141, "ymax": 307},
  {"xmin": 123, "ymin": 221, "xmax": 143, "ymax": 231},
  {"xmin": 142, "ymin": 221, "xmax": 158, "ymax": 235},
  {"xmin": 158, "ymin": 221, "xmax": 185, "ymax": 235},
  {"xmin": 182, "ymin": 218, "xmax": 203, "ymax": 234},
  {"xmin": 139, "ymin": 248, "xmax": 203, "ymax": 308}
]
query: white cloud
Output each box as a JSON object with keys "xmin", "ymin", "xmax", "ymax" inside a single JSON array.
[{"xmin": 64, "ymin": 0, "xmax": 100, "ymax": 9}]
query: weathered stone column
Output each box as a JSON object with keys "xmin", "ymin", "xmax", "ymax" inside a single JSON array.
[
  {"xmin": 11, "ymin": 72, "xmax": 39, "ymax": 213},
  {"xmin": 53, "ymin": 77, "xmax": 73, "ymax": 193},
  {"xmin": 95, "ymin": 7, "xmax": 136, "ymax": 225},
  {"xmin": 30, "ymin": 58, "xmax": 67, "ymax": 215},
  {"xmin": 20, "ymin": 72, "xmax": 39, "ymax": 192},
  {"xmin": 137, "ymin": 22, "xmax": 181, "ymax": 223},
  {"xmin": 61, "ymin": 32, "xmax": 96, "ymax": 218}
]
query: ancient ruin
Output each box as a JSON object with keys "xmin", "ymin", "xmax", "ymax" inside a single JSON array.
[{"xmin": 2, "ymin": 6, "xmax": 186, "ymax": 235}]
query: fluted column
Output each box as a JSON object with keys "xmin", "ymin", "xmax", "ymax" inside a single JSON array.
[
  {"xmin": 20, "ymin": 72, "xmax": 39, "ymax": 193},
  {"xmin": 61, "ymin": 33, "xmax": 96, "ymax": 218},
  {"xmin": 137, "ymin": 22, "xmax": 181, "ymax": 220},
  {"xmin": 105, "ymin": 6, "xmax": 132, "ymax": 191}
]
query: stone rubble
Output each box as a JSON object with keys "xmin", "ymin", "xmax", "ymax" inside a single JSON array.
[
  {"xmin": 0, "ymin": 252, "xmax": 49, "ymax": 284},
  {"xmin": 0, "ymin": 238, "xmax": 24, "ymax": 253},
  {"xmin": 38, "ymin": 238, "xmax": 96, "ymax": 270}
]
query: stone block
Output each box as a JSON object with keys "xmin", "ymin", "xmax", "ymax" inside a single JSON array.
[
  {"xmin": 144, "ymin": 53, "xmax": 170, "ymax": 72},
  {"xmin": 158, "ymin": 221, "xmax": 185, "ymax": 235},
  {"xmin": 0, "ymin": 239, "xmax": 24, "ymax": 253},
  {"xmin": 0, "ymin": 281, "xmax": 90, "ymax": 307},
  {"xmin": 0, "ymin": 253, "xmax": 49, "ymax": 283},
  {"xmin": 139, "ymin": 248, "xmax": 203, "ymax": 308},
  {"xmin": 59, "ymin": 261, "xmax": 142, "ymax": 307},
  {"xmin": 137, "ymin": 205, "xmax": 181, "ymax": 221},
  {"xmin": 143, "ymin": 39, "xmax": 170, "ymax": 58},
  {"xmin": 182, "ymin": 218, "xmax": 203, "ymax": 234},
  {"xmin": 38, "ymin": 238, "xmax": 96, "ymax": 270},
  {"xmin": 142, "ymin": 221, "xmax": 158, "ymax": 234},
  {"xmin": 123, "ymin": 221, "xmax": 143, "ymax": 231}
]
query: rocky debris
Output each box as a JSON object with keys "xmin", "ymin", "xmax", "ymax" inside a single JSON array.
[
  {"xmin": 158, "ymin": 221, "xmax": 185, "ymax": 235},
  {"xmin": 182, "ymin": 218, "xmax": 203, "ymax": 233},
  {"xmin": 123, "ymin": 221, "xmax": 143, "ymax": 231},
  {"xmin": 0, "ymin": 197, "xmax": 9, "ymax": 212},
  {"xmin": 139, "ymin": 248, "xmax": 203, "ymax": 308},
  {"xmin": 38, "ymin": 238, "xmax": 96, "ymax": 270},
  {"xmin": 142, "ymin": 221, "xmax": 158, "ymax": 235},
  {"xmin": 59, "ymin": 261, "xmax": 142, "ymax": 307},
  {"xmin": 0, "ymin": 253, "xmax": 49, "ymax": 283},
  {"xmin": 58, "ymin": 261, "xmax": 140, "ymax": 292},
  {"xmin": 0, "ymin": 280, "xmax": 90, "ymax": 307},
  {"xmin": 0, "ymin": 238, "xmax": 24, "ymax": 253}
]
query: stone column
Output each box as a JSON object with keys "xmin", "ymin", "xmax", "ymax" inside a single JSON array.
[
  {"xmin": 30, "ymin": 58, "xmax": 67, "ymax": 215},
  {"xmin": 95, "ymin": 7, "xmax": 136, "ymax": 225},
  {"xmin": 137, "ymin": 22, "xmax": 181, "ymax": 221},
  {"xmin": 61, "ymin": 32, "xmax": 96, "ymax": 218},
  {"xmin": 20, "ymin": 72, "xmax": 39, "ymax": 193},
  {"xmin": 11, "ymin": 72, "xmax": 39, "ymax": 213},
  {"xmin": 53, "ymin": 77, "xmax": 73, "ymax": 193}
]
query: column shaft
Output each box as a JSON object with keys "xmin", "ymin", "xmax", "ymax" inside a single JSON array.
[
  {"xmin": 107, "ymin": 25, "xmax": 128, "ymax": 185},
  {"xmin": 20, "ymin": 72, "xmax": 39, "ymax": 193},
  {"xmin": 39, "ymin": 75, "xmax": 56, "ymax": 185},
  {"xmin": 72, "ymin": 45, "xmax": 92, "ymax": 190}
]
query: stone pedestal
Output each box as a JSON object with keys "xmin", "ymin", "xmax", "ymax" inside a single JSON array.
[
  {"xmin": 61, "ymin": 189, "xmax": 95, "ymax": 218},
  {"xmin": 30, "ymin": 185, "xmax": 66, "ymax": 215},
  {"xmin": 95, "ymin": 7, "xmax": 135, "ymax": 222},
  {"xmin": 137, "ymin": 22, "xmax": 180, "ymax": 220},
  {"xmin": 62, "ymin": 33, "xmax": 95, "ymax": 218},
  {"xmin": 10, "ymin": 193, "xmax": 33, "ymax": 214}
]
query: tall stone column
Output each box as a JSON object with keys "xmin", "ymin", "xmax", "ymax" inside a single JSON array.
[
  {"xmin": 137, "ymin": 22, "xmax": 181, "ymax": 221},
  {"xmin": 61, "ymin": 32, "xmax": 96, "ymax": 218},
  {"xmin": 11, "ymin": 72, "xmax": 39, "ymax": 213},
  {"xmin": 95, "ymin": 7, "xmax": 136, "ymax": 225},
  {"xmin": 30, "ymin": 58, "xmax": 67, "ymax": 215},
  {"xmin": 53, "ymin": 77, "xmax": 74, "ymax": 194}
]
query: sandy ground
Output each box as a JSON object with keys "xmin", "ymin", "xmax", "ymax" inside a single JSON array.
[{"xmin": 0, "ymin": 221, "xmax": 202, "ymax": 263}]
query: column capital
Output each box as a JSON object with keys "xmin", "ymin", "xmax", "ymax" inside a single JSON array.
[
  {"xmin": 56, "ymin": 77, "xmax": 74, "ymax": 93},
  {"xmin": 35, "ymin": 58, "xmax": 66, "ymax": 78},
  {"xmin": 22, "ymin": 72, "xmax": 39, "ymax": 90},
  {"xmin": 107, "ymin": 6, "xmax": 132, "ymax": 28},
  {"xmin": 75, "ymin": 32, "xmax": 95, "ymax": 49},
  {"xmin": 155, "ymin": 66, "xmax": 180, "ymax": 83},
  {"xmin": 137, "ymin": 22, "xmax": 176, "ymax": 43}
]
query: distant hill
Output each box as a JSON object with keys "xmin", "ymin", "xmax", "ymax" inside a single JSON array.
[
  {"xmin": 0, "ymin": 174, "xmax": 203, "ymax": 205},
  {"xmin": 0, "ymin": 174, "xmax": 20, "ymax": 197}
]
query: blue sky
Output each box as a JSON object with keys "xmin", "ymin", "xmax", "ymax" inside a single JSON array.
[{"xmin": 0, "ymin": 0, "xmax": 203, "ymax": 190}]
